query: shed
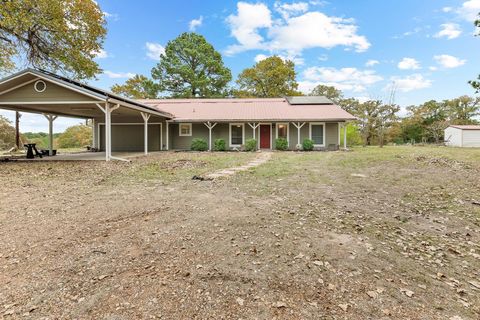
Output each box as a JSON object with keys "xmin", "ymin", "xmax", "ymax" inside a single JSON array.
[{"xmin": 445, "ymin": 125, "xmax": 480, "ymax": 147}]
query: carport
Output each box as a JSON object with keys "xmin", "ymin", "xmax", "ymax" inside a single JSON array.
[{"xmin": 0, "ymin": 69, "xmax": 172, "ymax": 161}]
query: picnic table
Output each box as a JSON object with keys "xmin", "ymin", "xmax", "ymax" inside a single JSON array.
[{"xmin": 24, "ymin": 143, "xmax": 42, "ymax": 159}]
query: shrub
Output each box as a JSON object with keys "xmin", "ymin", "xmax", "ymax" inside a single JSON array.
[
  {"xmin": 213, "ymin": 138, "xmax": 226, "ymax": 151},
  {"xmin": 191, "ymin": 138, "xmax": 208, "ymax": 151},
  {"xmin": 275, "ymin": 138, "xmax": 288, "ymax": 151},
  {"xmin": 302, "ymin": 139, "xmax": 314, "ymax": 151},
  {"xmin": 245, "ymin": 138, "xmax": 257, "ymax": 151}
]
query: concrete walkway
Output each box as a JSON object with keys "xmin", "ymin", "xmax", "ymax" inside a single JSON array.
[{"xmin": 206, "ymin": 152, "xmax": 272, "ymax": 179}]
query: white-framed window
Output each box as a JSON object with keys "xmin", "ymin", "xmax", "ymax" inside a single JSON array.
[
  {"xmin": 309, "ymin": 122, "xmax": 325, "ymax": 147},
  {"xmin": 276, "ymin": 123, "xmax": 289, "ymax": 145},
  {"xmin": 229, "ymin": 123, "xmax": 244, "ymax": 147},
  {"xmin": 179, "ymin": 123, "xmax": 192, "ymax": 136}
]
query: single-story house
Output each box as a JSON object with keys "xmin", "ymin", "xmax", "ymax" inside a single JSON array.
[
  {"xmin": 445, "ymin": 125, "xmax": 480, "ymax": 148},
  {"xmin": 0, "ymin": 69, "xmax": 356, "ymax": 161}
]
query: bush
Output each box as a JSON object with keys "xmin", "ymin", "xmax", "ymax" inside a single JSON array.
[
  {"xmin": 57, "ymin": 124, "xmax": 92, "ymax": 148},
  {"xmin": 275, "ymin": 138, "xmax": 288, "ymax": 151},
  {"xmin": 302, "ymin": 139, "xmax": 314, "ymax": 151},
  {"xmin": 213, "ymin": 138, "xmax": 226, "ymax": 151},
  {"xmin": 191, "ymin": 138, "xmax": 208, "ymax": 151},
  {"xmin": 245, "ymin": 138, "xmax": 257, "ymax": 151}
]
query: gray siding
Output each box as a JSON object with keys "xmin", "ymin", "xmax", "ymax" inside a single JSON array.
[{"xmin": 99, "ymin": 124, "xmax": 162, "ymax": 152}]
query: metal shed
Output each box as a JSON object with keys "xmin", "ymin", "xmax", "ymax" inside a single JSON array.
[{"xmin": 445, "ymin": 125, "xmax": 480, "ymax": 147}]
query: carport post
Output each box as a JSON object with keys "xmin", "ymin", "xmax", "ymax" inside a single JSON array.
[
  {"xmin": 344, "ymin": 123, "xmax": 348, "ymax": 150},
  {"xmin": 96, "ymin": 102, "xmax": 119, "ymax": 161},
  {"xmin": 43, "ymin": 114, "xmax": 58, "ymax": 156},
  {"xmin": 141, "ymin": 112, "xmax": 151, "ymax": 155},
  {"xmin": 204, "ymin": 121, "xmax": 217, "ymax": 151},
  {"xmin": 166, "ymin": 121, "xmax": 169, "ymax": 150}
]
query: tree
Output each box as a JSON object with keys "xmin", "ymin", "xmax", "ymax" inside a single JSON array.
[
  {"xmin": 151, "ymin": 32, "xmax": 232, "ymax": 98},
  {"xmin": 235, "ymin": 56, "xmax": 300, "ymax": 97},
  {"xmin": 57, "ymin": 124, "xmax": 92, "ymax": 148},
  {"xmin": 351, "ymin": 100, "xmax": 382, "ymax": 146},
  {"xmin": 0, "ymin": 0, "xmax": 106, "ymax": 80},
  {"xmin": 469, "ymin": 13, "xmax": 480, "ymax": 92},
  {"xmin": 0, "ymin": 115, "xmax": 17, "ymax": 150},
  {"xmin": 374, "ymin": 103, "xmax": 400, "ymax": 147},
  {"xmin": 309, "ymin": 85, "xmax": 343, "ymax": 103},
  {"xmin": 111, "ymin": 75, "xmax": 159, "ymax": 99},
  {"xmin": 444, "ymin": 96, "xmax": 480, "ymax": 124}
]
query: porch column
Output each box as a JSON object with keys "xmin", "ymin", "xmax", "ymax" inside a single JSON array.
[
  {"xmin": 204, "ymin": 121, "xmax": 217, "ymax": 151},
  {"xmin": 141, "ymin": 112, "xmax": 151, "ymax": 155},
  {"xmin": 292, "ymin": 122, "xmax": 305, "ymax": 148},
  {"xmin": 92, "ymin": 118, "xmax": 97, "ymax": 149},
  {"xmin": 247, "ymin": 123, "xmax": 260, "ymax": 140},
  {"xmin": 43, "ymin": 114, "xmax": 58, "ymax": 156},
  {"xmin": 166, "ymin": 121, "xmax": 169, "ymax": 151},
  {"xmin": 344, "ymin": 123, "xmax": 348, "ymax": 150},
  {"xmin": 96, "ymin": 102, "xmax": 119, "ymax": 161}
]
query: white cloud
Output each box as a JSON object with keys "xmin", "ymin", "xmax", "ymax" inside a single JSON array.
[
  {"xmin": 442, "ymin": 7, "xmax": 453, "ymax": 12},
  {"xmin": 429, "ymin": 66, "xmax": 438, "ymax": 71},
  {"xmin": 388, "ymin": 74, "xmax": 432, "ymax": 92},
  {"xmin": 225, "ymin": 2, "xmax": 370, "ymax": 55},
  {"xmin": 301, "ymin": 67, "xmax": 383, "ymax": 93},
  {"xmin": 434, "ymin": 23, "xmax": 462, "ymax": 39},
  {"xmin": 268, "ymin": 12, "xmax": 370, "ymax": 53},
  {"xmin": 253, "ymin": 53, "xmax": 304, "ymax": 65},
  {"xmin": 457, "ymin": 0, "xmax": 480, "ymax": 21},
  {"xmin": 189, "ymin": 16, "xmax": 203, "ymax": 31},
  {"xmin": 103, "ymin": 71, "xmax": 135, "ymax": 79},
  {"xmin": 365, "ymin": 59, "xmax": 379, "ymax": 67},
  {"xmin": 146, "ymin": 42, "xmax": 165, "ymax": 60},
  {"xmin": 274, "ymin": 2, "xmax": 309, "ymax": 19},
  {"xmin": 398, "ymin": 57, "xmax": 421, "ymax": 70},
  {"xmin": 434, "ymin": 54, "xmax": 466, "ymax": 68},
  {"xmin": 92, "ymin": 49, "xmax": 108, "ymax": 59},
  {"xmin": 226, "ymin": 2, "xmax": 272, "ymax": 54},
  {"xmin": 103, "ymin": 11, "xmax": 119, "ymax": 21}
]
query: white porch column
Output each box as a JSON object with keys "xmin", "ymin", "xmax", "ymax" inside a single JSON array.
[
  {"xmin": 96, "ymin": 102, "xmax": 119, "ymax": 161},
  {"xmin": 166, "ymin": 121, "xmax": 169, "ymax": 150},
  {"xmin": 43, "ymin": 114, "xmax": 58, "ymax": 156},
  {"xmin": 344, "ymin": 123, "xmax": 348, "ymax": 150},
  {"xmin": 92, "ymin": 118, "xmax": 97, "ymax": 149},
  {"xmin": 292, "ymin": 122, "xmax": 305, "ymax": 148},
  {"xmin": 141, "ymin": 112, "xmax": 151, "ymax": 155},
  {"xmin": 204, "ymin": 121, "xmax": 217, "ymax": 151},
  {"xmin": 247, "ymin": 123, "xmax": 260, "ymax": 140}
]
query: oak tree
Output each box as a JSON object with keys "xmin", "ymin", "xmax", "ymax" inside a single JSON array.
[{"xmin": 111, "ymin": 75, "xmax": 159, "ymax": 99}]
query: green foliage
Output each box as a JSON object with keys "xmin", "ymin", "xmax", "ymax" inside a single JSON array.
[
  {"xmin": 0, "ymin": 115, "xmax": 16, "ymax": 150},
  {"xmin": 57, "ymin": 124, "xmax": 92, "ymax": 148},
  {"xmin": 275, "ymin": 138, "xmax": 289, "ymax": 151},
  {"xmin": 245, "ymin": 139, "xmax": 257, "ymax": 151},
  {"xmin": 151, "ymin": 32, "xmax": 232, "ymax": 98},
  {"xmin": 191, "ymin": 138, "xmax": 208, "ymax": 151},
  {"xmin": 213, "ymin": 139, "xmax": 226, "ymax": 151},
  {"xmin": 0, "ymin": 0, "xmax": 106, "ymax": 79},
  {"xmin": 235, "ymin": 56, "xmax": 301, "ymax": 97},
  {"xmin": 340, "ymin": 123, "xmax": 363, "ymax": 146},
  {"xmin": 309, "ymin": 85, "xmax": 343, "ymax": 104},
  {"xmin": 302, "ymin": 139, "xmax": 314, "ymax": 151},
  {"xmin": 23, "ymin": 132, "xmax": 60, "ymax": 149},
  {"xmin": 111, "ymin": 75, "xmax": 159, "ymax": 99},
  {"xmin": 470, "ymin": 14, "xmax": 480, "ymax": 92}
]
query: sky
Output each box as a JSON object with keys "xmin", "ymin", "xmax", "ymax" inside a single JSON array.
[{"xmin": 1, "ymin": 0, "xmax": 480, "ymax": 132}]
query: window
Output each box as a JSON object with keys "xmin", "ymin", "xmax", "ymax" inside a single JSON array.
[
  {"xmin": 310, "ymin": 123, "xmax": 325, "ymax": 146},
  {"xmin": 179, "ymin": 123, "xmax": 192, "ymax": 136},
  {"xmin": 276, "ymin": 123, "xmax": 289, "ymax": 142},
  {"xmin": 229, "ymin": 123, "xmax": 244, "ymax": 146}
]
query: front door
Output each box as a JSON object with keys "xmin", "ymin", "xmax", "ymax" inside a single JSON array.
[{"xmin": 260, "ymin": 124, "xmax": 271, "ymax": 149}]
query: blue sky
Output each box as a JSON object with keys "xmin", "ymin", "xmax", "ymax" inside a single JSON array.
[{"xmin": 2, "ymin": 0, "xmax": 480, "ymax": 132}]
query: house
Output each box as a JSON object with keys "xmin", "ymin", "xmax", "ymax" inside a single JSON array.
[
  {"xmin": 445, "ymin": 125, "xmax": 480, "ymax": 148},
  {"xmin": 0, "ymin": 69, "xmax": 356, "ymax": 161}
]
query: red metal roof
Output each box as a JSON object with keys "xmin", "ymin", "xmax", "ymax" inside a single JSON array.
[
  {"xmin": 138, "ymin": 98, "xmax": 356, "ymax": 122},
  {"xmin": 449, "ymin": 125, "xmax": 480, "ymax": 130}
]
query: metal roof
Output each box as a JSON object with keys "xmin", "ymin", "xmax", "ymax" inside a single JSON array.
[
  {"xmin": 286, "ymin": 96, "xmax": 334, "ymax": 105},
  {"xmin": 449, "ymin": 125, "xmax": 480, "ymax": 130}
]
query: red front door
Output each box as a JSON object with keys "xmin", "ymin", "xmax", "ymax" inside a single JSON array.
[{"xmin": 259, "ymin": 124, "xmax": 271, "ymax": 149}]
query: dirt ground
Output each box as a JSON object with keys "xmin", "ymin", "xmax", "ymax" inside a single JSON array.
[{"xmin": 1, "ymin": 146, "xmax": 479, "ymax": 320}]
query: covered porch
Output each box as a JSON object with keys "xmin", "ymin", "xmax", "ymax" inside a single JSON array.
[{"xmin": 0, "ymin": 69, "xmax": 171, "ymax": 161}]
